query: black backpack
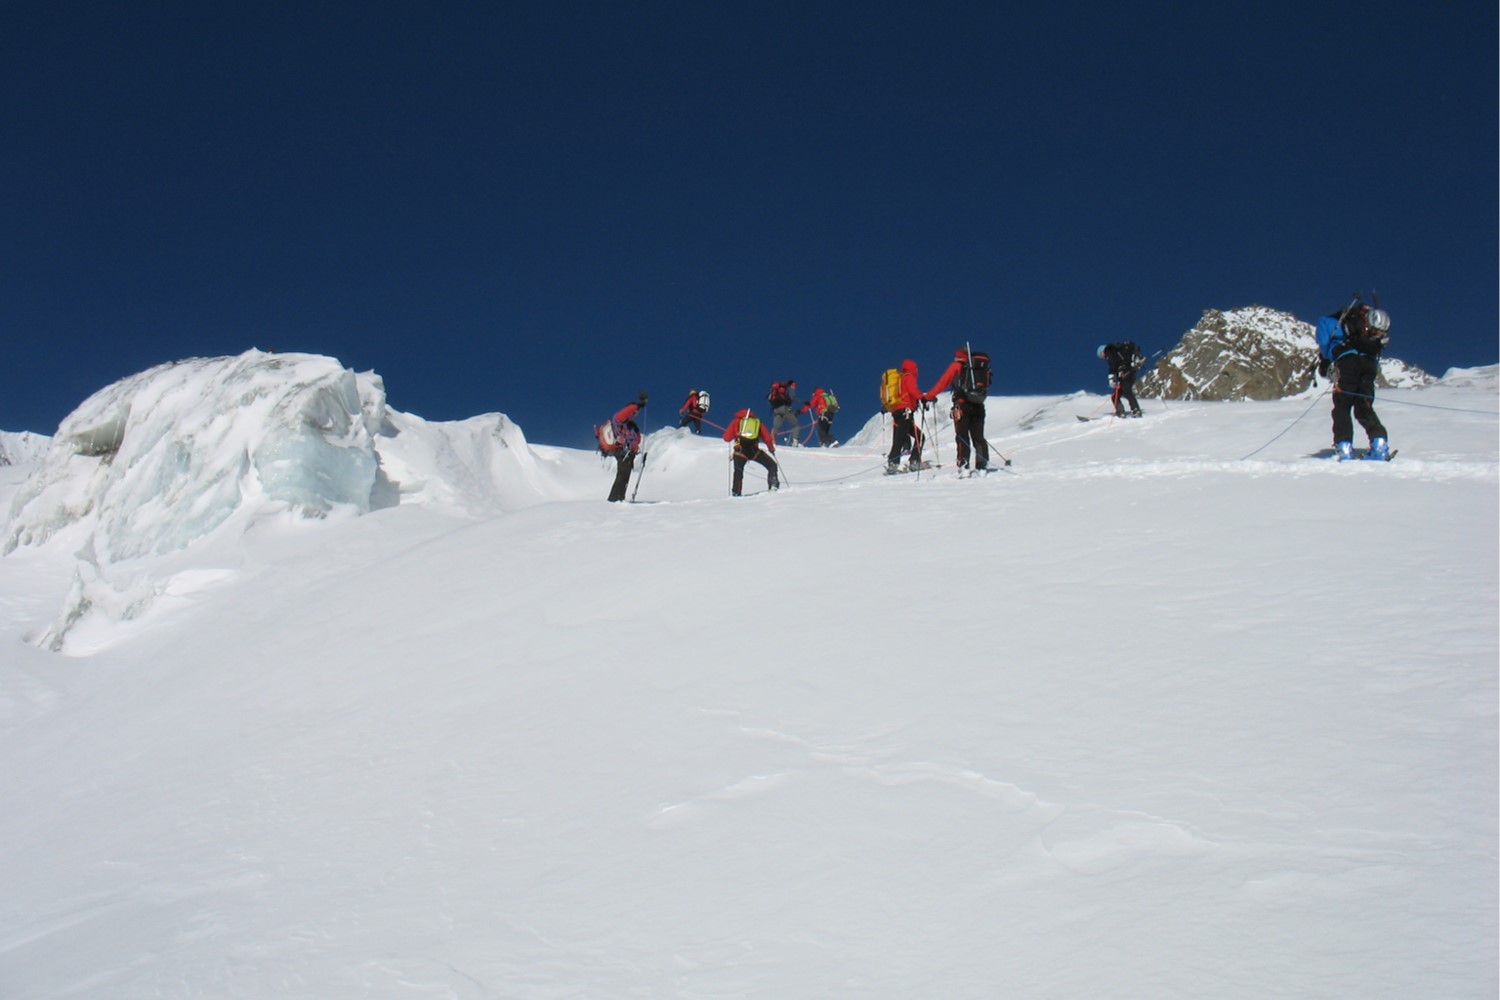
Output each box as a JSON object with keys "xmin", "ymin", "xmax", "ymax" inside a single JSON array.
[{"xmin": 955, "ymin": 352, "xmax": 992, "ymax": 400}]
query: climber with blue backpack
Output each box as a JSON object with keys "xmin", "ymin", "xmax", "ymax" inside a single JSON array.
[{"xmin": 1317, "ymin": 297, "xmax": 1392, "ymax": 461}]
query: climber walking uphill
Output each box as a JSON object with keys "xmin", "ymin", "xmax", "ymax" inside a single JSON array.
[
  {"xmin": 678, "ymin": 388, "xmax": 710, "ymax": 434},
  {"xmin": 767, "ymin": 379, "xmax": 800, "ymax": 446},
  {"xmin": 880, "ymin": 360, "xmax": 926, "ymax": 474},
  {"xmin": 597, "ymin": 392, "xmax": 648, "ymax": 502},
  {"xmin": 799, "ymin": 387, "xmax": 839, "ymax": 446},
  {"xmin": 1097, "ymin": 342, "xmax": 1145, "ymax": 418},
  {"xmin": 926, "ymin": 345, "xmax": 992, "ymax": 473},
  {"xmin": 1317, "ymin": 297, "xmax": 1393, "ymax": 461},
  {"xmin": 723, "ymin": 408, "xmax": 779, "ymax": 496}
]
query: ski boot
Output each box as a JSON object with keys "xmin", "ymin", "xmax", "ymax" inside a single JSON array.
[
  {"xmin": 1335, "ymin": 440, "xmax": 1355, "ymax": 462},
  {"xmin": 1363, "ymin": 437, "xmax": 1390, "ymax": 461}
]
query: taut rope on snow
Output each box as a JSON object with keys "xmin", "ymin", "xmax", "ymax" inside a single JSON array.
[
  {"xmin": 1239, "ymin": 386, "xmax": 1330, "ymax": 460},
  {"xmin": 1324, "ymin": 389, "xmax": 1498, "ymax": 415}
]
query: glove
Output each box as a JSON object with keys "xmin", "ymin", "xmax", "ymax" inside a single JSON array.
[
  {"xmin": 920, "ymin": 399, "xmax": 931, "ymax": 412},
  {"xmin": 638, "ymin": 392, "xmax": 649, "ymax": 405},
  {"xmin": 1317, "ymin": 359, "xmax": 1330, "ymax": 378}
]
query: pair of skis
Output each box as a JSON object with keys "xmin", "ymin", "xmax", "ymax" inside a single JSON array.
[{"xmin": 1309, "ymin": 447, "xmax": 1400, "ymax": 462}]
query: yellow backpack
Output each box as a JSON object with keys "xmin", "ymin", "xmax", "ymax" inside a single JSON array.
[
  {"xmin": 879, "ymin": 368, "xmax": 902, "ymax": 412},
  {"xmin": 739, "ymin": 415, "xmax": 762, "ymax": 440}
]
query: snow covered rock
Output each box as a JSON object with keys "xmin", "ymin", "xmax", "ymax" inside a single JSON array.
[{"xmin": 1144, "ymin": 306, "xmax": 1431, "ymax": 401}]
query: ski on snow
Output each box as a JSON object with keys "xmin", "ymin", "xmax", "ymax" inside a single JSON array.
[{"xmin": 1309, "ymin": 448, "xmax": 1400, "ymax": 462}]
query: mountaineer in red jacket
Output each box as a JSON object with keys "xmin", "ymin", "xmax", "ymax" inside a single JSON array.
[
  {"xmin": 723, "ymin": 407, "xmax": 779, "ymax": 497},
  {"xmin": 926, "ymin": 346, "xmax": 992, "ymax": 473},
  {"xmin": 799, "ymin": 387, "xmax": 839, "ymax": 447},
  {"xmin": 885, "ymin": 360, "xmax": 925, "ymax": 473},
  {"xmin": 599, "ymin": 394, "xmax": 647, "ymax": 501}
]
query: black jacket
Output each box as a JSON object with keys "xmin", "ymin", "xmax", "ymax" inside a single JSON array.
[
  {"xmin": 1102, "ymin": 342, "xmax": 1142, "ymax": 377},
  {"xmin": 1336, "ymin": 306, "xmax": 1388, "ymax": 359}
]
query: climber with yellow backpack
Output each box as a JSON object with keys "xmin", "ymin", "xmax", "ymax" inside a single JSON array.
[
  {"xmin": 722, "ymin": 407, "xmax": 780, "ymax": 497},
  {"xmin": 879, "ymin": 359, "xmax": 926, "ymax": 474}
]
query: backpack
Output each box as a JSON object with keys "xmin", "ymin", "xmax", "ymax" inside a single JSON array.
[
  {"xmin": 595, "ymin": 421, "xmax": 618, "ymax": 454},
  {"xmin": 879, "ymin": 368, "xmax": 902, "ymax": 412},
  {"xmin": 696, "ymin": 390, "xmax": 710, "ymax": 413},
  {"xmin": 596, "ymin": 418, "xmax": 638, "ymax": 455},
  {"xmin": 768, "ymin": 381, "xmax": 792, "ymax": 407},
  {"xmin": 954, "ymin": 352, "xmax": 992, "ymax": 400},
  {"xmin": 821, "ymin": 389, "xmax": 839, "ymax": 415},
  {"xmin": 738, "ymin": 415, "xmax": 762, "ymax": 440},
  {"xmin": 1315, "ymin": 315, "xmax": 1346, "ymax": 363}
]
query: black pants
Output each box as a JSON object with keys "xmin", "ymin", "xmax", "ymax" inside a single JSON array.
[
  {"xmin": 732, "ymin": 443, "xmax": 778, "ymax": 495},
  {"xmin": 1112, "ymin": 373, "xmax": 1141, "ymax": 416},
  {"xmin": 887, "ymin": 409, "xmax": 923, "ymax": 466},
  {"xmin": 1332, "ymin": 354, "xmax": 1387, "ymax": 444},
  {"xmin": 815, "ymin": 416, "xmax": 836, "ymax": 446},
  {"xmin": 953, "ymin": 400, "xmax": 990, "ymax": 469},
  {"xmin": 607, "ymin": 451, "xmax": 635, "ymax": 502},
  {"xmin": 679, "ymin": 414, "xmax": 702, "ymax": 433}
]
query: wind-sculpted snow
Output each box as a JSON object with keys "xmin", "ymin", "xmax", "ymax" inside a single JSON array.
[
  {"xmin": 1, "ymin": 352, "xmax": 398, "ymax": 650},
  {"xmin": 5, "ymin": 351, "xmax": 385, "ymax": 562},
  {"xmin": 0, "ymin": 431, "xmax": 50, "ymax": 467}
]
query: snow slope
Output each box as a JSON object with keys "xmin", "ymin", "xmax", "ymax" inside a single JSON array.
[{"xmin": 0, "ymin": 359, "xmax": 1496, "ymax": 999}]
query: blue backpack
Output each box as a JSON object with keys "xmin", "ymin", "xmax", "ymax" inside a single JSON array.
[{"xmin": 1315, "ymin": 315, "xmax": 1346, "ymax": 363}]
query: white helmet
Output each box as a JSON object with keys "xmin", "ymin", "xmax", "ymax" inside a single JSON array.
[{"xmin": 1367, "ymin": 308, "xmax": 1391, "ymax": 332}]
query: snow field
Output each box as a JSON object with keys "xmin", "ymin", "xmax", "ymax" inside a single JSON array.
[{"xmin": 0, "ymin": 363, "xmax": 1494, "ymax": 998}]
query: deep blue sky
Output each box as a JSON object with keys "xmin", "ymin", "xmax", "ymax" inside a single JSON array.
[{"xmin": 4, "ymin": 2, "xmax": 1495, "ymax": 446}]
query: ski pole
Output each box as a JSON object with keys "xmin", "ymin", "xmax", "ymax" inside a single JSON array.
[
  {"xmin": 629, "ymin": 450, "xmax": 649, "ymax": 502},
  {"xmin": 928, "ymin": 402, "xmax": 940, "ymax": 468},
  {"xmin": 984, "ymin": 438, "xmax": 1014, "ymax": 467},
  {"xmin": 629, "ymin": 396, "xmax": 650, "ymax": 501},
  {"xmin": 767, "ymin": 448, "xmax": 790, "ymax": 487}
]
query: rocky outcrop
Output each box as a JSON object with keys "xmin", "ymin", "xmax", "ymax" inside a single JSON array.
[{"xmin": 1141, "ymin": 306, "xmax": 1431, "ymax": 400}]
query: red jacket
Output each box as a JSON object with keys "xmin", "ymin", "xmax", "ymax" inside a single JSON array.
[
  {"xmin": 926, "ymin": 349, "xmax": 970, "ymax": 400},
  {"xmin": 800, "ymin": 387, "xmax": 833, "ymax": 418},
  {"xmin": 891, "ymin": 360, "xmax": 922, "ymax": 412},
  {"xmin": 723, "ymin": 408, "xmax": 775, "ymax": 451},
  {"xmin": 605, "ymin": 402, "xmax": 644, "ymax": 455}
]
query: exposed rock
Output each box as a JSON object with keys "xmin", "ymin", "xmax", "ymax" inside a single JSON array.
[{"xmin": 1141, "ymin": 306, "xmax": 1431, "ymax": 401}]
